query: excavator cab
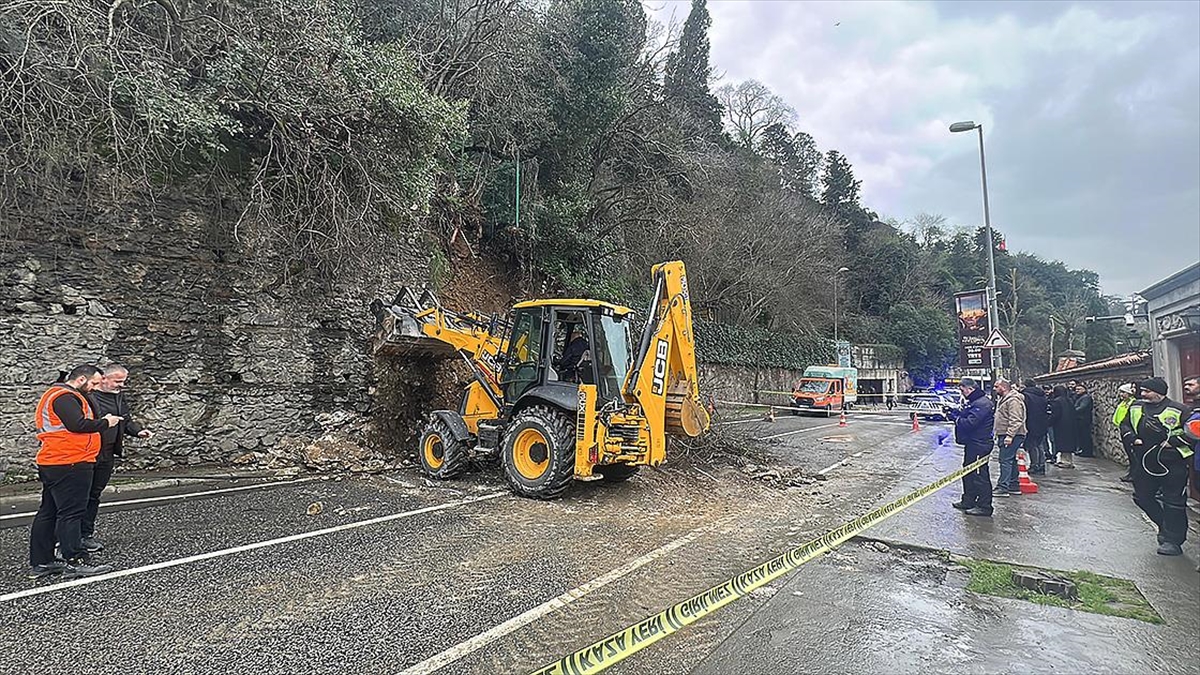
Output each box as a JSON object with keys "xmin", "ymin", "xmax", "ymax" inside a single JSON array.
[
  {"xmin": 371, "ymin": 261, "xmax": 710, "ymax": 500},
  {"xmin": 503, "ymin": 302, "xmax": 633, "ymax": 404}
]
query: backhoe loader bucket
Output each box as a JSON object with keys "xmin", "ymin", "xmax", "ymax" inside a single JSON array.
[{"xmin": 370, "ymin": 287, "xmax": 459, "ymax": 359}]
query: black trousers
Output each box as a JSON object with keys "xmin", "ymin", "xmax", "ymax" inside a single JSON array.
[
  {"xmin": 82, "ymin": 459, "xmax": 116, "ymax": 538},
  {"xmin": 29, "ymin": 463, "xmax": 94, "ymax": 565},
  {"xmin": 1076, "ymin": 426, "xmax": 1095, "ymax": 457},
  {"xmin": 1131, "ymin": 447, "xmax": 1190, "ymax": 546},
  {"xmin": 960, "ymin": 446, "xmax": 993, "ymax": 511}
]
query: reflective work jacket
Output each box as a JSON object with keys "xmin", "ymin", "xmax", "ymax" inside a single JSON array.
[
  {"xmin": 1122, "ymin": 399, "xmax": 1193, "ymax": 459},
  {"xmin": 1112, "ymin": 399, "xmax": 1132, "ymax": 427},
  {"xmin": 34, "ymin": 384, "xmax": 101, "ymax": 465}
]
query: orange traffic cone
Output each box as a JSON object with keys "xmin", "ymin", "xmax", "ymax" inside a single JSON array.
[
  {"xmin": 911, "ymin": 413, "xmax": 921, "ymax": 432},
  {"xmin": 839, "ymin": 410, "xmax": 847, "ymax": 427},
  {"xmin": 1018, "ymin": 451, "xmax": 1039, "ymax": 494}
]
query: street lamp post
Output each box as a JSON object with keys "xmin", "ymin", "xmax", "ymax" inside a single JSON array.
[
  {"xmin": 950, "ymin": 121, "xmax": 1003, "ymax": 380},
  {"xmin": 834, "ymin": 267, "xmax": 850, "ymax": 344}
]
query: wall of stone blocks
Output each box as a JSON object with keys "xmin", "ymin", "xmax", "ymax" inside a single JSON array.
[{"xmin": 1, "ymin": 192, "xmax": 432, "ymax": 473}]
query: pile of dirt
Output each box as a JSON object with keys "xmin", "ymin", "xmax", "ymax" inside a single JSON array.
[
  {"xmin": 231, "ymin": 411, "xmax": 410, "ymax": 475},
  {"xmin": 740, "ymin": 463, "xmax": 827, "ymax": 488},
  {"xmin": 367, "ymin": 249, "xmax": 523, "ymax": 460},
  {"xmin": 439, "ymin": 248, "xmax": 524, "ymax": 315}
]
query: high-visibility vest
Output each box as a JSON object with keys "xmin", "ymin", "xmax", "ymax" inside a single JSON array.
[
  {"xmin": 34, "ymin": 384, "xmax": 101, "ymax": 465},
  {"xmin": 1112, "ymin": 399, "xmax": 1131, "ymax": 427},
  {"xmin": 1184, "ymin": 410, "xmax": 1200, "ymax": 448},
  {"xmin": 1129, "ymin": 401, "xmax": 1193, "ymax": 459}
]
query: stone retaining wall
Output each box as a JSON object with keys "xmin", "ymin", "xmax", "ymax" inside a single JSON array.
[{"xmin": 1, "ymin": 192, "xmax": 432, "ymax": 475}]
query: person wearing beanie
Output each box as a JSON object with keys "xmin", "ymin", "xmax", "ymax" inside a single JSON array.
[
  {"xmin": 1073, "ymin": 382, "xmax": 1096, "ymax": 458},
  {"xmin": 1183, "ymin": 376, "xmax": 1200, "ymax": 495},
  {"xmin": 1119, "ymin": 377, "xmax": 1193, "ymax": 556}
]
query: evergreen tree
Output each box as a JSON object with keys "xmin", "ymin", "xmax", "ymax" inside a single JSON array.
[
  {"xmin": 821, "ymin": 150, "xmax": 861, "ymax": 209},
  {"xmin": 663, "ymin": 0, "xmax": 723, "ymax": 140},
  {"xmin": 758, "ymin": 123, "xmax": 821, "ymax": 198}
]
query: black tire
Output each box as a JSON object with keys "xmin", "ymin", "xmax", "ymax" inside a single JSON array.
[
  {"xmin": 418, "ymin": 418, "xmax": 470, "ymax": 479},
  {"xmin": 502, "ymin": 405, "xmax": 576, "ymax": 500},
  {"xmin": 594, "ymin": 463, "xmax": 639, "ymax": 483}
]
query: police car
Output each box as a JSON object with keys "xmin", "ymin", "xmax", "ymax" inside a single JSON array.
[{"xmin": 906, "ymin": 391, "xmax": 962, "ymax": 421}]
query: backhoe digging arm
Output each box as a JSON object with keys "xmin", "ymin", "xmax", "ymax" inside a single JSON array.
[{"xmin": 625, "ymin": 261, "xmax": 711, "ymax": 442}]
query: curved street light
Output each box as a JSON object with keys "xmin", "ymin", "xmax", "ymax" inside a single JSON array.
[{"xmin": 949, "ymin": 119, "xmax": 1002, "ymax": 376}]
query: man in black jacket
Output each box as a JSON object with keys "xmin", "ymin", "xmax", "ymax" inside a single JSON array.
[
  {"xmin": 953, "ymin": 378, "xmax": 995, "ymax": 517},
  {"xmin": 1074, "ymin": 383, "xmax": 1096, "ymax": 458},
  {"xmin": 1022, "ymin": 379, "xmax": 1050, "ymax": 475},
  {"xmin": 84, "ymin": 365, "xmax": 152, "ymax": 552}
]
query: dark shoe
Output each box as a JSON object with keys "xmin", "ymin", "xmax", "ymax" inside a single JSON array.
[
  {"xmin": 964, "ymin": 507, "xmax": 993, "ymax": 517},
  {"xmin": 1008, "ymin": 489, "xmax": 1022, "ymax": 496},
  {"xmin": 1156, "ymin": 543, "xmax": 1183, "ymax": 556},
  {"xmin": 27, "ymin": 560, "xmax": 68, "ymax": 580},
  {"xmin": 1120, "ymin": 474, "xmax": 1133, "ymax": 483},
  {"xmin": 952, "ymin": 501, "xmax": 972, "ymax": 510},
  {"xmin": 81, "ymin": 537, "xmax": 105, "ymax": 553},
  {"xmin": 991, "ymin": 489, "xmax": 1009, "ymax": 498},
  {"xmin": 63, "ymin": 559, "xmax": 114, "ymax": 578}
]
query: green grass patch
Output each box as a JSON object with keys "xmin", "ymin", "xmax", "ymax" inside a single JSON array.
[{"xmin": 956, "ymin": 558, "xmax": 1163, "ymax": 624}]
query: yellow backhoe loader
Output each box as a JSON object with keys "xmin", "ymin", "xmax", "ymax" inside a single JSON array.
[{"xmin": 369, "ymin": 261, "xmax": 710, "ymax": 499}]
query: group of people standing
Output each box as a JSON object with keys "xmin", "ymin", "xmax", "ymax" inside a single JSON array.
[
  {"xmin": 1025, "ymin": 378, "xmax": 1096, "ymax": 473},
  {"xmin": 951, "ymin": 372, "xmax": 1200, "ymax": 558},
  {"xmin": 28, "ymin": 364, "xmax": 150, "ymax": 580}
]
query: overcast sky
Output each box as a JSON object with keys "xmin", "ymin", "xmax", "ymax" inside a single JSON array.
[{"xmin": 645, "ymin": 0, "xmax": 1200, "ymax": 296}]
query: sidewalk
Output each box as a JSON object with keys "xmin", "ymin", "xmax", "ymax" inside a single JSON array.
[{"xmin": 694, "ymin": 443, "xmax": 1200, "ymax": 675}]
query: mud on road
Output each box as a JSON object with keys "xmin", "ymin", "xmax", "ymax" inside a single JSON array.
[{"xmin": 0, "ymin": 413, "xmax": 940, "ymax": 675}]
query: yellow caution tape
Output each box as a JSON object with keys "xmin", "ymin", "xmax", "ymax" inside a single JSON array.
[{"xmin": 530, "ymin": 454, "xmax": 989, "ymax": 675}]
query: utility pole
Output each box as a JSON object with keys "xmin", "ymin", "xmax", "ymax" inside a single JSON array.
[
  {"xmin": 950, "ymin": 121, "xmax": 1003, "ymax": 383},
  {"xmin": 834, "ymin": 267, "xmax": 850, "ymax": 343}
]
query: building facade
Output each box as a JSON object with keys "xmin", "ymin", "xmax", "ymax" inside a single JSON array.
[
  {"xmin": 1141, "ymin": 262, "xmax": 1200, "ymax": 399},
  {"xmin": 851, "ymin": 344, "xmax": 910, "ymax": 403}
]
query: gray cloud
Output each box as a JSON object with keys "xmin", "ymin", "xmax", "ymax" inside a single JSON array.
[{"xmin": 645, "ymin": 1, "xmax": 1200, "ymax": 295}]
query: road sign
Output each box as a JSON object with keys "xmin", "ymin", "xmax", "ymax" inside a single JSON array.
[{"xmin": 982, "ymin": 329, "xmax": 1012, "ymax": 349}]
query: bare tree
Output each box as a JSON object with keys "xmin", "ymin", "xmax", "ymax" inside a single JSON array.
[
  {"xmin": 0, "ymin": 0, "xmax": 462, "ymax": 279},
  {"xmin": 717, "ymin": 80, "xmax": 794, "ymax": 149}
]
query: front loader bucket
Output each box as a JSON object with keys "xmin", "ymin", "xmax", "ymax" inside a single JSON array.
[
  {"xmin": 370, "ymin": 286, "xmax": 459, "ymax": 359},
  {"xmin": 665, "ymin": 381, "xmax": 711, "ymax": 437}
]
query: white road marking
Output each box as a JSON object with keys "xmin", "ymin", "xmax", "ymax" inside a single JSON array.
[
  {"xmin": 754, "ymin": 422, "xmax": 842, "ymax": 441},
  {"xmin": 818, "ymin": 451, "xmax": 866, "ymax": 475},
  {"xmin": 398, "ymin": 523, "xmax": 717, "ymax": 675},
  {"xmin": 1, "ymin": 478, "xmax": 319, "ymax": 521},
  {"xmin": 715, "ymin": 417, "xmax": 767, "ymax": 426},
  {"xmin": 1, "ymin": 492, "xmax": 508, "ymax": 603}
]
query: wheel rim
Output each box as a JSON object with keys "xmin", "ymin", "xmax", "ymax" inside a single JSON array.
[
  {"xmin": 513, "ymin": 428, "xmax": 550, "ymax": 480},
  {"xmin": 423, "ymin": 433, "xmax": 445, "ymax": 470}
]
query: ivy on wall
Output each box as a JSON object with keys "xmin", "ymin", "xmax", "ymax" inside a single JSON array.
[{"xmin": 694, "ymin": 322, "xmax": 834, "ymax": 371}]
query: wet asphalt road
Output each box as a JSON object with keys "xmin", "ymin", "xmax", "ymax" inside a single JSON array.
[{"xmin": 1, "ymin": 413, "xmax": 982, "ymax": 675}]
